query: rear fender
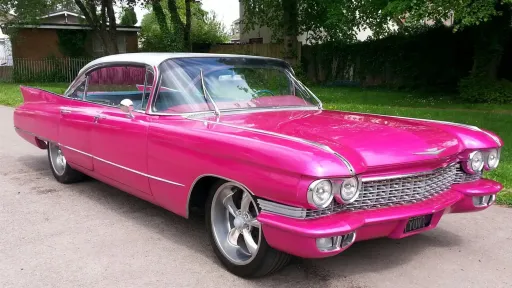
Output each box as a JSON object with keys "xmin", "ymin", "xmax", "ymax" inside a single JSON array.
[{"xmin": 14, "ymin": 86, "xmax": 67, "ymax": 148}]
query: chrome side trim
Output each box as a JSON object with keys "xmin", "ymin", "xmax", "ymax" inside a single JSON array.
[
  {"xmin": 14, "ymin": 126, "xmax": 51, "ymax": 142},
  {"xmin": 14, "ymin": 126, "xmax": 184, "ymax": 187},
  {"xmin": 185, "ymin": 117, "xmax": 356, "ymax": 176},
  {"xmin": 60, "ymin": 144, "xmax": 93, "ymax": 157},
  {"xmin": 257, "ymin": 199, "xmax": 307, "ymax": 218},
  {"xmin": 90, "ymin": 154, "xmax": 185, "ymax": 187}
]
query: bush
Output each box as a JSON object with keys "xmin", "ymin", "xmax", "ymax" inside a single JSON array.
[{"xmin": 459, "ymin": 76, "xmax": 512, "ymax": 103}]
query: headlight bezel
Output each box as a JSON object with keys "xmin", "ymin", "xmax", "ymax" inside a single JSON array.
[
  {"xmin": 462, "ymin": 148, "xmax": 501, "ymax": 174},
  {"xmin": 463, "ymin": 150, "xmax": 484, "ymax": 174},
  {"xmin": 484, "ymin": 148, "xmax": 500, "ymax": 170},
  {"xmin": 337, "ymin": 176, "xmax": 362, "ymax": 204},
  {"xmin": 307, "ymin": 179, "xmax": 334, "ymax": 208}
]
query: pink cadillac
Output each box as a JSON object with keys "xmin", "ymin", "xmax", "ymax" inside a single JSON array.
[{"xmin": 13, "ymin": 53, "xmax": 504, "ymax": 278}]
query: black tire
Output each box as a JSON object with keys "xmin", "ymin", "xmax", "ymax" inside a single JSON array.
[
  {"xmin": 47, "ymin": 142, "xmax": 85, "ymax": 184},
  {"xmin": 205, "ymin": 179, "xmax": 291, "ymax": 278}
]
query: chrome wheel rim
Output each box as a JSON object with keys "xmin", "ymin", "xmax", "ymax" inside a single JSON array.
[
  {"xmin": 211, "ymin": 182, "xmax": 261, "ymax": 265},
  {"xmin": 49, "ymin": 142, "xmax": 66, "ymax": 176}
]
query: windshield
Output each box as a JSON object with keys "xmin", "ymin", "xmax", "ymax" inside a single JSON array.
[{"xmin": 152, "ymin": 57, "xmax": 321, "ymax": 114}]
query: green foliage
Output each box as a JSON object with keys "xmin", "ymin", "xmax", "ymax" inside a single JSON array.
[
  {"xmin": 303, "ymin": 26, "xmax": 475, "ymax": 91},
  {"xmin": 459, "ymin": 76, "xmax": 512, "ymax": 104},
  {"xmin": 0, "ymin": 0, "xmax": 79, "ymax": 23},
  {"xmin": 120, "ymin": 6, "xmax": 138, "ymax": 26},
  {"xmin": 140, "ymin": 0, "xmax": 229, "ymax": 52},
  {"xmin": 56, "ymin": 30, "xmax": 88, "ymax": 58}
]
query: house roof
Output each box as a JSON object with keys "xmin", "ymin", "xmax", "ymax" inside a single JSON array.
[
  {"xmin": 41, "ymin": 10, "xmax": 85, "ymax": 19},
  {"xmin": 9, "ymin": 23, "xmax": 140, "ymax": 32}
]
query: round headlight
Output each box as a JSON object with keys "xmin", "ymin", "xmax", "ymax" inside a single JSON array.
[
  {"xmin": 340, "ymin": 177, "xmax": 360, "ymax": 203},
  {"xmin": 470, "ymin": 151, "xmax": 484, "ymax": 172},
  {"xmin": 307, "ymin": 180, "xmax": 333, "ymax": 208},
  {"xmin": 486, "ymin": 149, "xmax": 500, "ymax": 170}
]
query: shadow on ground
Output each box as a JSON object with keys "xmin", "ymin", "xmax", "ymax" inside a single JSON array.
[{"xmin": 16, "ymin": 154, "xmax": 464, "ymax": 287}]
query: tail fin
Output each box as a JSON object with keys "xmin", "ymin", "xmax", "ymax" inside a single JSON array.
[{"xmin": 20, "ymin": 86, "xmax": 61, "ymax": 103}]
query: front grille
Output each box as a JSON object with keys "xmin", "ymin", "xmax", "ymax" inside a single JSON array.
[
  {"xmin": 304, "ymin": 163, "xmax": 481, "ymax": 218},
  {"xmin": 259, "ymin": 162, "xmax": 483, "ymax": 219},
  {"xmin": 454, "ymin": 165, "xmax": 482, "ymax": 183},
  {"xmin": 346, "ymin": 164, "xmax": 458, "ymax": 211}
]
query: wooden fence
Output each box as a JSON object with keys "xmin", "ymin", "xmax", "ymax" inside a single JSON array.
[{"xmin": 0, "ymin": 57, "xmax": 93, "ymax": 83}]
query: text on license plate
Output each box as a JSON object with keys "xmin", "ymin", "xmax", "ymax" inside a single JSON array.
[{"xmin": 404, "ymin": 214, "xmax": 433, "ymax": 233}]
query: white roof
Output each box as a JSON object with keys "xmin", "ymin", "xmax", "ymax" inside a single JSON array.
[{"xmin": 79, "ymin": 52, "xmax": 288, "ymax": 75}]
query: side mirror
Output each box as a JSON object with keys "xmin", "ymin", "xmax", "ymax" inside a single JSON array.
[{"xmin": 120, "ymin": 99, "xmax": 134, "ymax": 118}]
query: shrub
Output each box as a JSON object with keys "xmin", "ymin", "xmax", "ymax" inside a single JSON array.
[{"xmin": 459, "ymin": 76, "xmax": 512, "ymax": 103}]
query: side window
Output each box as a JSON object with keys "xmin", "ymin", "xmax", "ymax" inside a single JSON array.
[
  {"xmin": 84, "ymin": 65, "xmax": 149, "ymax": 110},
  {"xmin": 68, "ymin": 78, "xmax": 87, "ymax": 99},
  {"xmin": 141, "ymin": 69, "xmax": 154, "ymax": 111}
]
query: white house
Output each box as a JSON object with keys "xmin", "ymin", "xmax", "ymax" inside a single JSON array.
[{"xmin": 0, "ymin": 14, "xmax": 13, "ymax": 66}]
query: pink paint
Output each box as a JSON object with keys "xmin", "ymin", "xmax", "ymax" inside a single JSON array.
[
  {"xmin": 258, "ymin": 179, "xmax": 501, "ymax": 258},
  {"xmin": 13, "ymin": 81, "xmax": 504, "ymax": 260}
]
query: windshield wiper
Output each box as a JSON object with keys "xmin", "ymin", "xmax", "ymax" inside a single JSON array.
[{"xmin": 199, "ymin": 69, "xmax": 220, "ymax": 117}]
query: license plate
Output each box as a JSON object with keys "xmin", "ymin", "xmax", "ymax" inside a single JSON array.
[{"xmin": 404, "ymin": 214, "xmax": 433, "ymax": 233}]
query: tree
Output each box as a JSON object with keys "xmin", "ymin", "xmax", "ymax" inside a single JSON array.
[
  {"xmin": 120, "ymin": 6, "xmax": 138, "ymax": 26},
  {"xmin": 167, "ymin": 0, "xmax": 192, "ymax": 51},
  {"xmin": 141, "ymin": 0, "xmax": 228, "ymax": 52},
  {"xmin": 74, "ymin": 0, "xmax": 119, "ymax": 55},
  {"xmin": 241, "ymin": 0, "xmax": 512, "ymax": 80},
  {"xmin": 1, "ymin": 0, "xmax": 79, "ymax": 23}
]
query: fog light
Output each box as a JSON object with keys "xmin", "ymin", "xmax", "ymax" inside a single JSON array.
[
  {"xmin": 316, "ymin": 237, "xmax": 338, "ymax": 251},
  {"xmin": 488, "ymin": 194, "xmax": 496, "ymax": 205},
  {"xmin": 472, "ymin": 195, "xmax": 494, "ymax": 207},
  {"xmin": 341, "ymin": 232, "xmax": 356, "ymax": 248}
]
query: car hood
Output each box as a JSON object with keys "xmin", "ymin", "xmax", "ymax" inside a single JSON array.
[{"xmin": 214, "ymin": 109, "xmax": 462, "ymax": 169}]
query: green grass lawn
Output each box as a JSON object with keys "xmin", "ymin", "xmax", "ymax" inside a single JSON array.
[{"xmin": 1, "ymin": 82, "xmax": 510, "ymax": 206}]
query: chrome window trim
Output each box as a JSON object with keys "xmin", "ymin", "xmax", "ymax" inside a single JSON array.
[
  {"xmin": 184, "ymin": 117, "xmax": 356, "ymax": 176},
  {"xmin": 14, "ymin": 126, "xmax": 184, "ymax": 187}
]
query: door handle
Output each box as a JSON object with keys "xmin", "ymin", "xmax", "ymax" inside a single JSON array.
[
  {"xmin": 93, "ymin": 114, "xmax": 106, "ymax": 123},
  {"xmin": 60, "ymin": 108, "xmax": 72, "ymax": 114}
]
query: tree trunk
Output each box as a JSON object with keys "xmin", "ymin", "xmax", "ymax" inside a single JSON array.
[
  {"xmin": 184, "ymin": 0, "xmax": 192, "ymax": 51},
  {"xmin": 74, "ymin": 0, "xmax": 117, "ymax": 55},
  {"xmin": 281, "ymin": 0, "xmax": 299, "ymax": 65},
  {"xmin": 168, "ymin": 0, "xmax": 185, "ymax": 50},
  {"xmin": 471, "ymin": 3, "xmax": 511, "ymax": 80},
  {"xmin": 152, "ymin": 1, "xmax": 171, "ymax": 36},
  {"xmin": 105, "ymin": 0, "xmax": 119, "ymax": 54}
]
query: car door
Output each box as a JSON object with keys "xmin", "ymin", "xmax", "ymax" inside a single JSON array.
[
  {"xmin": 88, "ymin": 65, "xmax": 153, "ymax": 195},
  {"xmin": 58, "ymin": 76, "xmax": 99, "ymax": 170}
]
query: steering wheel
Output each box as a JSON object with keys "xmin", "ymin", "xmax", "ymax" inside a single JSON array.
[{"xmin": 254, "ymin": 89, "xmax": 275, "ymax": 96}]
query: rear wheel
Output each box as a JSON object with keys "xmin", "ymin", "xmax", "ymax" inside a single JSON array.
[
  {"xmin": 47, "ymin": 142, "xmax": 85, "ymax": 184},
  {"xmin": 205, "ymin": 180, "xmax": 290, "ymax": 278}
]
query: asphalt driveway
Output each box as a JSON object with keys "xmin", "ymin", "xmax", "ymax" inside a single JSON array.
[{"xmin": 1, "ymin": 105, "xmax": 511, "ymax": 288}]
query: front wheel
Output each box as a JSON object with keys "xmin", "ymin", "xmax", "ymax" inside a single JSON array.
[
  {"xmin": 205, "ymin": 180, "xmax": 290, "ymax": 278},
  {"xmin": 47, "ymin": 142, "xmax": 85, "ymax": 184}
]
